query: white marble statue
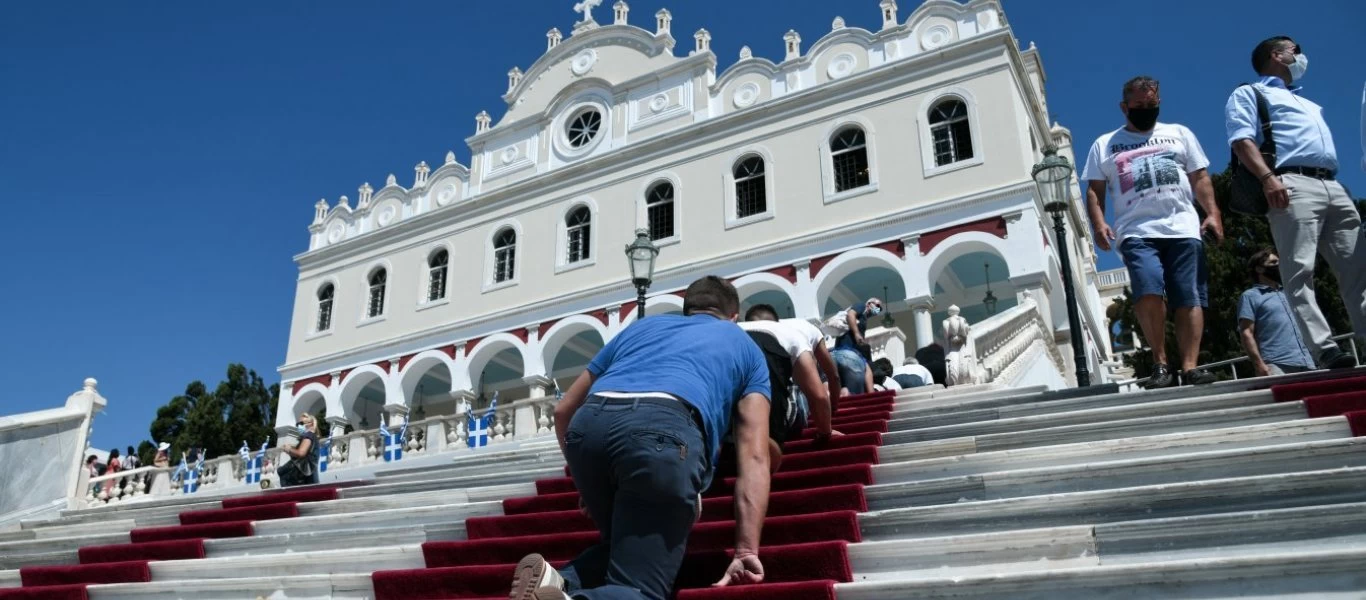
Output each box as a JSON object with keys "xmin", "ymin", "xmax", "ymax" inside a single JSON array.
[{"xmin": 942, "ymin": 305, "xmax": 979, "ymax": 386}]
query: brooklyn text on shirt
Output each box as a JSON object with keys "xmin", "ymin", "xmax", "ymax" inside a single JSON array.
[{"xmin": 1110, "ymin": 136, "xmax": 1184, "ymax": 155}]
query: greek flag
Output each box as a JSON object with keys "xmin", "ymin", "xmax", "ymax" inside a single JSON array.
[
  {"xmin": 241, "ymin": 440, "xmax": 268, "ymax": 484},
  {"xmin": 175, "ymin": 453, "xmax": 204, "ymax": 494},
  {"xmin": 319, "ymin": 437, "xmax": 331, "ymax": 473},
  {"xmin": 378, "ymin": 414, "xmax": 408, "ymax": 463},
  {"xmin": 467, "ymin": 392, "xmax": 498, "ymax": 448}
]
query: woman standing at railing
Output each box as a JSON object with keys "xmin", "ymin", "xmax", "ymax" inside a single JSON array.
[
  {"xmin": 101, "ymin": 448, "xmax": 122, "ymax": 495},
  {"xmin": 278, "ymin": 413, "xmax": 320, "ymax": 487}
]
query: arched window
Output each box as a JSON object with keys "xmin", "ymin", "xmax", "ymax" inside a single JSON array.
[
  {"xmin": 316, "ymin": 284, "xmax": 334, "ymax": 332},
  {"xmin": 929, "ymin": 99, "xmax": 974, "ymax": 166},
  {"xmin": 733, "ymin": 156, "xmax": 767, "ymax": 219},
  {"xmin": 830, "ymin": 127, "xmax": 870, "ymax": 192},
  {"xmin": 427, "ymin": 250, "xmax": 448, "ymax": 302},
  {"xmin": 646, "ymin": 182, "xmax": 675, "ymax": 241},
  {"xmin": 493, "ymin": 228, "xmax": 517, "ymax": 283},
  {"xmin": 366, "ymin": 269, "xmax": 387, "ymax": 318},
  {"xmin": 565, "ymin": 206, "xmax": 592, "ymax": 263}
]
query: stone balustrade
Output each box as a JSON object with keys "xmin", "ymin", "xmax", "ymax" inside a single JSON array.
[{"xmin": 960, "ymin": 298, "xmax": 1065, "ymax": 385}]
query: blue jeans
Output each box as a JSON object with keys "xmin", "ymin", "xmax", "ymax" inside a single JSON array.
[
  {"xmin": 832, "ymin": 348, "xmax": 868, "ymax": 395},
  {"xmin": 559, "ymin": 396, "xmax": 709, "ymax": 600},
  {"xmin": 892, "ymin": 374, "xmax": 925, "ymax": 389}
]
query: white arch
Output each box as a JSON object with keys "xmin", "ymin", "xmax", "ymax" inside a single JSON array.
[
  {"xmin": 922, "ymin": 231, "xmax": 1013, "ymax": 293},
  {"xmin": 733, "ymin": 272, "xmax": 798, "ymax": 308},
  {"xmin": 397, "ymin": 349, "xmax": 459, "ymax": 403},
  {"xmin": 336, "ymin": 364, "xmax": 392, "ymax": 420},
  {"xmin": 290, "ymin": 383, "xmax": 333, "ymax": 421},
  {"xmin": 539, "ymin": 315, "xmax": 610, "ymax": 374},
  {"xmin": 465, "ymin": 333, "xmax": 531, "ymax": 389},
  {"xmin": 618, "ymin": 294, "xmax": 686, "ymax": 327},
  {"xmin": 811, "ymin": 247, "xmax": 911, "ymax": 316}
]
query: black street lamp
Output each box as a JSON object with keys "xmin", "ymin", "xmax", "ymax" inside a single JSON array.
[
  {"xmin": 880, "ymin": 285, "xmax": 895, "ymax": 328},
  {"xmin": 625, "ymin": 228, "xmax": 660, "ymax": 321},
  {"xmin": 1033, "ymin": 146, "xmax": 1090, "ymax": 387},
  {"xmin": 982, "ymin": 262, "xmax": 998, "ymax": 315}
]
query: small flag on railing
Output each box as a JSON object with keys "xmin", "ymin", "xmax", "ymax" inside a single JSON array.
[
  {"xmin": 319, "ymin": 437, "xmax": 331, "ymax": 472},
  {"xmin": 177, "ymin": 452, "xmax": 204, "ymax": 494},
  {"xmin": 379, "ymin": 414, "xmax": 408, "ymax": 462},
  {"xmin": 242, "ymin": 439, "xmax": 268, "ymax": 484},
  {"xmin": 467, "ymin": 392, "xmax": 498, "ymax": 448}
]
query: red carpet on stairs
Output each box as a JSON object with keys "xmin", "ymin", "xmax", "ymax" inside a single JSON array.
[
  {"xmin": 19, "ymin": 561, "xmax": 150, "ymax": 587},
  {"xmin": 1347, "ymin": 411, "xmax": 1366, "ymax": 437},
  {"xmin": 220, "ymin": 486, "xmax": 339, "ymax": 509},
  {"xmin": 0, "ymin": 584, "xmax": 89, "ymax": 600},
  {"xmin": 129, "ymin": 520, "xmax": 253, "ymax": 543},
  {"xmin": 178, "ymin": 501, "xmax": 298, "ymax": 525},
  {"xmin": 1270, "ymin": 375, "xmax": 1366, "ymax": 402},
  {"xmin": 363, "ymin": 390, "xmax": 899, "ymax": 599},
  {"xmin": 78, "ymin": 538, "xmax": 206, "ymax": 564},
  {"xmin": 1301, "ymin": 392, "xmax": 1366, "ymax": 419}
]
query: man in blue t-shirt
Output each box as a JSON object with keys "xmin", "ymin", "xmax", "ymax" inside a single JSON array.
[
  {"xmin": 511, "ymin": 276, "xmax": 772, "ymax": 600},
  {"xmin": 1238, "ymin": 249, "xmax": 1317, "ymax": 376}
]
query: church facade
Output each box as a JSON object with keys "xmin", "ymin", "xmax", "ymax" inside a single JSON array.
[{"xmin": 275, "ymin": 0, "xmax": 1110, "ymax": 436}]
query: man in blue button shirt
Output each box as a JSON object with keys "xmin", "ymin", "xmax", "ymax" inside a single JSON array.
[
  {"xmin": 1238, "ymin": 249, "xmax": 1317, "ymax": 377},
  {"xmin": 1226, "ymin": 36, "xmax": 1366, "ymax": 370},
  {"xmin": 511, "ymin": 276, "xmax": 772, "ymax": 600}
]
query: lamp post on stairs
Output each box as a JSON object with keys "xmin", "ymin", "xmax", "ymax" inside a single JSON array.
[{"xmin": 1034, "ymin": 147, "xmax": 1090, "ymax": 387}]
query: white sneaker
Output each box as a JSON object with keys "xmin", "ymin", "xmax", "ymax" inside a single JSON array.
[
  {"xmin": 533, "ymin": 587, "xmax": 572, "ymax": 600},
  {"xmin": 511, "ymin": 553, "xmax": 564, "ymax": 600}
]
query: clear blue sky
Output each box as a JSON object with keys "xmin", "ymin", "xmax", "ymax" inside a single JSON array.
[{"xmin": 3, "ymin": 1, "xmax": 1363, "ymax": 451}]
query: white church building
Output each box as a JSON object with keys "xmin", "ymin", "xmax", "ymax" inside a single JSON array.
[{"xmin": 274, "ymin": 0, "xmax": 1112, "ymax": 447}]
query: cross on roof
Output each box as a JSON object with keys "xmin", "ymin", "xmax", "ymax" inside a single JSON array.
[{"xmin": 574, "ymin": 0, "xmax": 602, "ymax": 23}]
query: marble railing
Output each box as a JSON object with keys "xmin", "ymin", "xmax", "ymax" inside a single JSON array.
[
  {"xmin": 864, "ymin": 326, "xmax": 907, "ymax": 367},
  {"xmin": 2, "ymin": 379, "xmax": 105, "ymax": 520},
  {"xmin": 956, "ymin": 298, "xmax": 1064, "ymax": 385}
]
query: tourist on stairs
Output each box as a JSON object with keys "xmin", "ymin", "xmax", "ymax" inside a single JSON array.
[
  {"xmin": 279, "ymin": 413, "xmax": 320, "ymax": 487},
  {"xmin": 828, "ymin": 298, "xmax": 882, "ymax": 395},
  {"xmin": 512, "ymin": 276, "xmax": 772, "ymax": 600},
  {"xmin": 1239, "ymin": 249, "xmax": 1318, "ymax": 377},
  {"xmin": 1084, "ymin": 75, "xmax": 1222, "ymax": 388},
  {"xmin": 739, "ymin": 303, "xmax": 842, "ymax": 471},
  {"xmin": 1226, "ymin": 36, "xmax": 1366, "ymax": 371}
]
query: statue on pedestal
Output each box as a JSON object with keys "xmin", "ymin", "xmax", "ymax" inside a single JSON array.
[{"xmin": 942, "ymin": 305, "xmax": 979, "ymax": 386}]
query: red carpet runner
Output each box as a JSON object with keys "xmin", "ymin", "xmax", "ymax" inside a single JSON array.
[{"xmin": 370, "ymin": 389, "xmax": 897, "ymax": 600}]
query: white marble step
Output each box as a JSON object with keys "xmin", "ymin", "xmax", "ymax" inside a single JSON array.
[
  {"xmin": 836, "ymin": 547, "xmax": 1366, "ymax": 599},
  {"xmin": 901, "ymin": 401, "xmax": 1311, "ymax": 460},
  {"xmin": 877, "ymin": 416, "xmax": 1354, "ymax": 482},
  {"xmin": 860, "ymin": 466, "xmax": 1366, "ymax": 540},
  {"xmin": 894, "ymin": 385, "xmax": 1273, "ymax": 429},
  {"xmin": 88, "ymin": 572, "xmax": 376, "ymax": 600},
  {"xmin": 0, "ymin": 518, "xmax": 138, "ymax": 542},
  {"xmin": 888, "ymin": 390, "xmax": 1277, "ymax": 441},
  {"xmin": 252, "ymin": 499, "xmax": 503, "ymax": 538}
]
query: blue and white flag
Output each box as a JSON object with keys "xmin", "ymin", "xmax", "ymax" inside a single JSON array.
[
  {"xmin": 241, "ymin": 440, "xmax": 268, "ymax": 484},
  {"xmin": 319, "ymin": 437, "xmax": 332, "ymax": 473},
  {"xmin": 467, "ymin": 392, "xmax": 498, "ymax": 448},
  {"xmin": 176, "ymin": 452, "xmax": 204, "ymax": 494},
  {"xmin": 378, "ymin": 414, "xmax": 408, "ymax": 462}
]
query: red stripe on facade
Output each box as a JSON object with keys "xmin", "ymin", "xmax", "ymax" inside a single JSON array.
[
  {"xmin": 918, "ymin": 216, "xmax": 1008, "ymax": 256},
  {"xmin": 766, "ymin": 265, "xmax": 798, "ymax": 284},
  {"xmin": 538, "ymin": 320, "xmax": 559, "ymax": 340},
  {"xmin": 620, "ymin": 301, "xmax": 637, "ymax": 317},
  {"xmin": 589, "ymin": 309, "xmax": 609, "ymax": 326},
  {"xmin": 291, "ymin": 373, "xmax": 332, "ymax": 390},
  {"xmin": 397, "ymin": 353, "xmax": 417, "ymax": 372},
  {"xmin": 510, "ymin": 328, "xmax": 529, "ymax": 344},
  {"xmin": 809, "ymin": 254, "xmax": 838, "ymax": 279},
  {"xmin": 464, "ymin": 338, "xmax": 482, "ymax": 357},
  {"xmin": 871, "ymin": 239, "xmax": 906, "ymax": 259}
]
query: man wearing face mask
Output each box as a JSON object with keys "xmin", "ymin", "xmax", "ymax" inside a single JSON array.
[
  {"xmin": 830, "ymin": 298, "xmax": 882, "ymax": 396},
  {"xmin": 1227, "ymin": 36, "xmax": 1366, "ymax": 371},
  {"xmin": 1084, "ymin": 76, "xmax": 1223, "ymax": 389},
  {"xmin": 1238, "ymin": 249, "xmax": 1317, "ymax": 377}
]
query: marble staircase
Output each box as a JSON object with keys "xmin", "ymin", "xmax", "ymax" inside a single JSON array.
[{"xmin": 1, "ymin": 370, "xmax": 1364, "ymax": 599}]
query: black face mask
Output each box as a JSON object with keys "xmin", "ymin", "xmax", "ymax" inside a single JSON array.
[
  {"xmin": 1263, "ymin": 266, "xmax": 1282, "ymax": 285},
  {"xmin": 1126, "ymin": 106, "xmax": 1159, "ymax": 131}
]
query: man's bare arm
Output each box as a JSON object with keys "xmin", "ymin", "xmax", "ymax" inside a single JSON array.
[
  {"xmin": 1085, "ymin": 180, "xmax": 1116, "ymax": 251},
  {"xmin": 792, "ymin": 353, "xmax": 832, "ymax": 436},
  {"xmin": 812, "ymin": 343, "xmax": 842, "ymax": 414},
  {"xmin": 1238, "ymin": 319, "xmax": 1268, "ymax": 375},
  {"xmin": 1188, "ymin": 168, "xmax": 1224, "ymax": 242},
  {"xmin": 732, "ymin": 392, "xmax": 771, "ymax": 557},
  {"xmin": 553, "ymin": 370, "xmax": 596, "ymax": 455},
  {"xmin": 845, "ymin": 309, "xmax": 861, "ymax": 344}
]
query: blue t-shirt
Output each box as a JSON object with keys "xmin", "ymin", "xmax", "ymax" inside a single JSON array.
[
  {"xmin": 588, "ymin": 313, "xmax": 771, "ymax": 464},
  {"xmin": 1238, "ymin": 285, "xmax": 1316, "ymax": 369}
]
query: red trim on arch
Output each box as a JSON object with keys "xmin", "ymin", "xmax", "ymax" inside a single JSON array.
[
  {"xmin": 809, "ymin": 254, "xmax": 838, "ymax": 279},
  {"xmin": 918, "ymin": 217, "xmax": 1008, "ymax": 256},
  {"xmin": 538, "ymin": 320, "xmax": 559, "ymax": 340},
  {"xmin": 589, "ymin": 309, "xmax": 609, "ymax": 326},
  {"xmin": 510, "ymin": 328, "xmax": 529, "ymax": 344},
  {"xmin": 464, "ymin": 338, "xmax": 482, "ymax": 357},
  {"xmin": 766, "ymin": 265, "xmax": 798, "ymax": 284},
  {"xmin": 291, "ymin": 373, "xmax": 332, "ymax": 390},
  {"xmin": 397, "ymin": 354, "xmax": 417, "ymax": 372},
  {"xmin": 337, "ymin": 368, "xmax": 353, "ymax": 383},
  {"xmin": 440, "ymin": 344, "xmax": 457, "ymax": 358},
  {"xmin": 871, "ymin": 239, "xmax": 906, "ymax": 259},
  {"xmin": 620, "ymin": 301, "xmax": 638, "ymax": 318}
]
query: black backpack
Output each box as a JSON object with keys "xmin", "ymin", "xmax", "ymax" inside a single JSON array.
[{"xmin": 1227, "ymin": 83, "xmax": 1276, "ymax": 216}]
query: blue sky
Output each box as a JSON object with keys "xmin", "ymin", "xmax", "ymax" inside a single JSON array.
[{"xmin": 2, "ymin": 1, "xmax": 1363, "ymax": 451}]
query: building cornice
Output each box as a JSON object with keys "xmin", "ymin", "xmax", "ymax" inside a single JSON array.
[{"xmin": 295, "ymin": 29, "xmax": 1020, "ymax": 271}]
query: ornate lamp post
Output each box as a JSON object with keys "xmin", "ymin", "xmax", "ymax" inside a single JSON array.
[
  {"xmin": 624, "ymin": 229, "xmax": 660, "ymax": 321},
  {"xmin": 1033, "ymin": 147, "xmax": 1090, "ymax": 387},
  {"xmin": 880, "ymin": 285, "xmax": 895, "ymax": 328},
  {"xmin": 982, "ymin": 263, "xmax": 998, "ymax": 315}
]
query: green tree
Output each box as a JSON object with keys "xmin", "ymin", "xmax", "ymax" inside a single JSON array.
[
  {"xmin": 147, "ymin": 364, "xmax": 280, "ymax": 462},
  {"xmin": 1113, "ymin": 170, "xmax": 1361, "ymax": 379}
]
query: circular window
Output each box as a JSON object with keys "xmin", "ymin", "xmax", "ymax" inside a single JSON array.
[{"xmin": 566, "ymin": 108, "xmax": 602, "ymax": 149}]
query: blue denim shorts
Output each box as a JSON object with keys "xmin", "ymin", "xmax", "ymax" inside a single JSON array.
[{"xmin": 1119, "ymin": 237, "xmax": 1208, "ymax": 308}]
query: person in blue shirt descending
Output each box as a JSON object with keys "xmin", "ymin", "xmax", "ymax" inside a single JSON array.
[
  {"xmin": 1226, "ymin": 36, "xmax": 1366, "ymax": 370},
  {"xmin": 1238, "ymin": 249, "xmax": 1317, "ymax": 377},
  {"xmin": 510, "ymin": 276, "xmax": 772, "ymax": 600}
]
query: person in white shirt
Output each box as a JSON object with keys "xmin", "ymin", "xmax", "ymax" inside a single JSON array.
[
  {"xmin": 893, "ymin": 359, "xmax": 934, "ymax": 389},
  {"xmin": 738, "ymin": 304, "xmax": 843, "ymax": 469},
  {"xmin": 1083, "ymin": 75, "xmax": 1223, "ymax": 389}
]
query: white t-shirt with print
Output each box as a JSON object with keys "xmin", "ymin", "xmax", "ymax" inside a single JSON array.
[
  {"xmin": 739, "ymin": 319, "xmax": 824, "ymax": 366},
  {"xmin": 1082, "ymin": 122, "xmax": 1210, "ymax": 240}
]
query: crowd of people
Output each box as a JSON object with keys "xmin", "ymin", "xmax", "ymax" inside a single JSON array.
[{"xmin": 1085, "ymin": 36, "xmax": 1364, "ymax": 388}]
